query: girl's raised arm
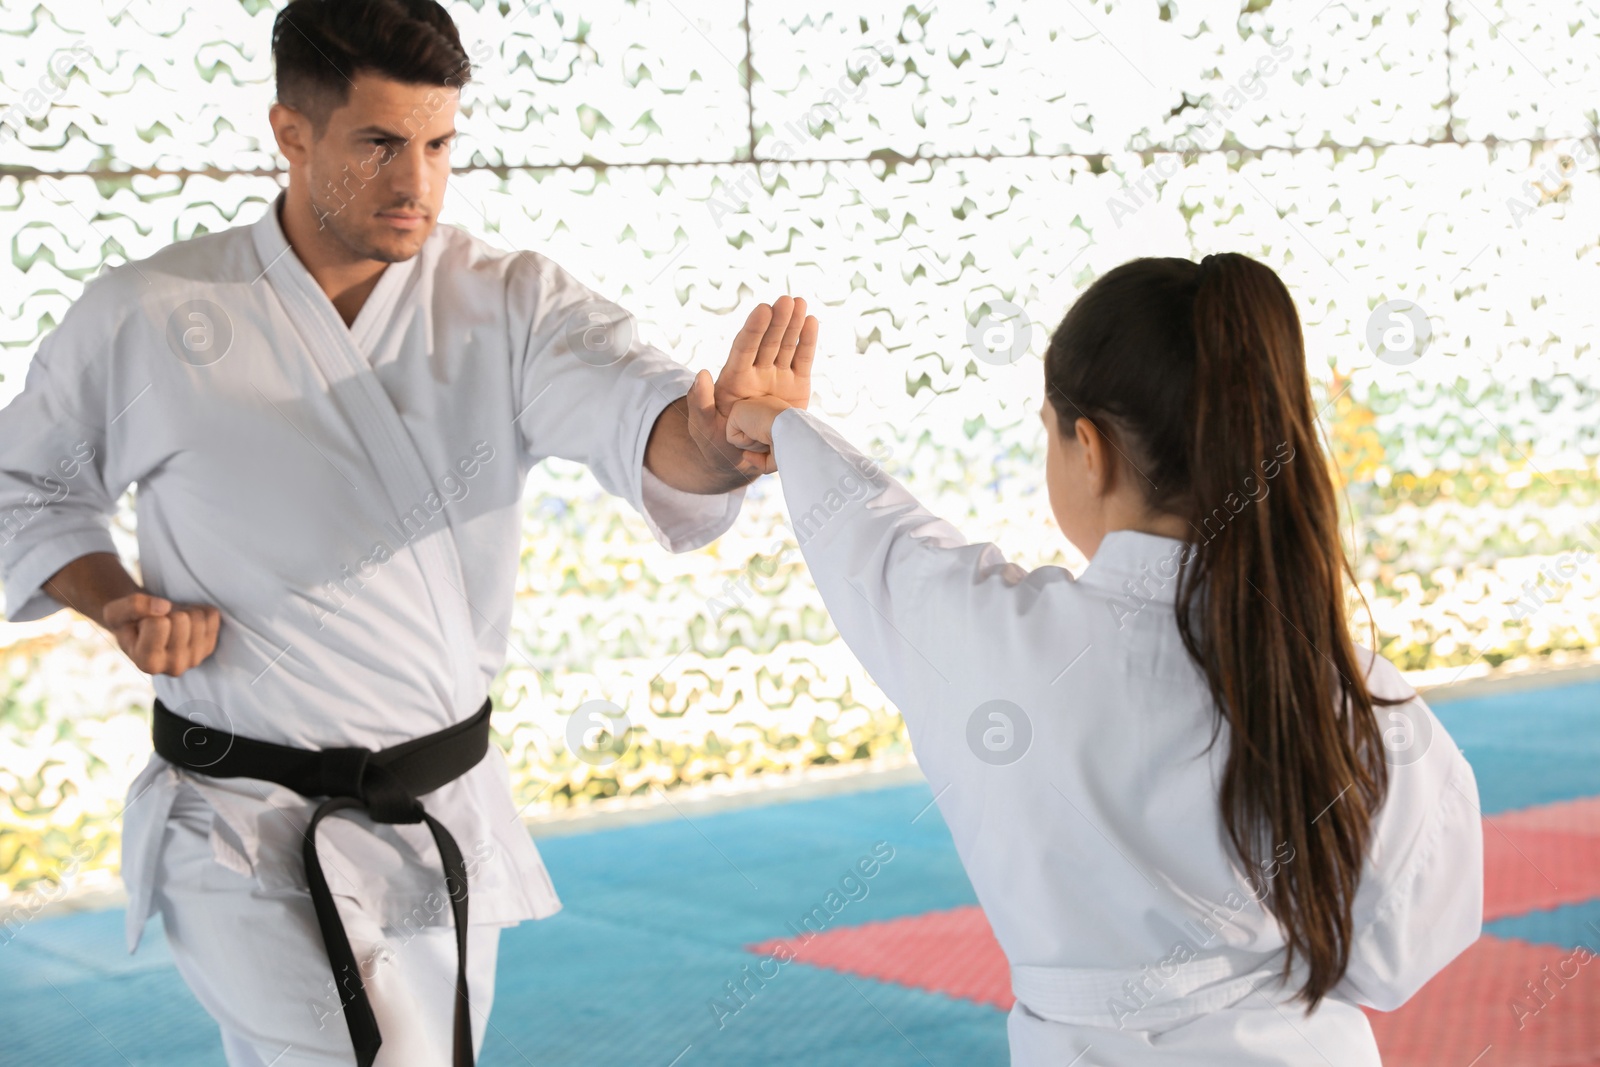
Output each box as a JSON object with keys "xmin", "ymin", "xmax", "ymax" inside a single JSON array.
[{"xmin": 767, "ymin": 406, "xmax": 1083, "ymax": 769}]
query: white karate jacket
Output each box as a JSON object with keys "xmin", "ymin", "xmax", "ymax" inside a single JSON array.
[
  {"xmin": 0, "ymin": 194, "xmax": 746, "ymax": 949},
  {"xmin": 768, "ymin": 406, "xmax": 1483, "ymax": 1066}
]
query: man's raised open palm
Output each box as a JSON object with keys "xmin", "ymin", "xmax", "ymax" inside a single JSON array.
[{"xmin": 686, "ymin": 295, "xmax": 819, "ymax": 477}]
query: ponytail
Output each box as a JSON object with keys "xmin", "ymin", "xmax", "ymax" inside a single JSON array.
[{"xmin": 1044, "ymin": 253, "xmax": 1394, "ymax": 1007}]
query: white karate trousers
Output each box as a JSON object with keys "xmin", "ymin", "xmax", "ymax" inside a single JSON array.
[{"xmin": 154, "ymin": 782, "xmax": 502, "ymax": 1066}]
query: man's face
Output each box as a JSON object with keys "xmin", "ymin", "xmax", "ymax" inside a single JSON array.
[{"xmin": 287, "ymin": 73, "xmax": 458, "ymax": 263}]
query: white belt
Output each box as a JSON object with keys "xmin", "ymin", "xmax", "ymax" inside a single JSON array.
[{"xmin": 1011, "ymin": 955, "xmax": 1284, "ymax": 1031}]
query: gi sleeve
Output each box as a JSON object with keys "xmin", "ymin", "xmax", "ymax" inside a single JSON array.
[
  {"xmin": 769, "ymin": 405, "xmax": 1039, "ymax": 738},
  {"xmin": 1333, "ymin": 692, "xmax": 1485, "ymax": 1011},
  {"xmin": 509, "ymin": 251, "xmax": 746, "ymax": 553},
  {"xmin": 0, "ymin": 274, "xmax": 134, "ymax": 622}
]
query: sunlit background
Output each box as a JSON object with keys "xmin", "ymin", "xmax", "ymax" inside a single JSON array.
[{"xmin": 2, "ymin": 0, "xmax": 1597, "ymax": 914}]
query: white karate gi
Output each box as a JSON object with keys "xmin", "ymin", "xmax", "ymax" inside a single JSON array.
[
  {"xmin": 766, "ymin": 407, "xmax": 1484, "ymax": 1067},
  {"xmin": 0, "ymin": 193, "xmax": 746, "ymax": 1064}
]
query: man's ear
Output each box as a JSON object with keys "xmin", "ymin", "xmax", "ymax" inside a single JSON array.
[{"xmin": 269, "ymin": 102, "xmax": 312, "ymax": 167}]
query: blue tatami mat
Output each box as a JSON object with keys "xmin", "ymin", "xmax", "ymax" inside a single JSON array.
[
  {"xmin": 1428, "ymin": 676, "xmax": 1600, "ymax": 815},
  {"xmin": 1, "ymin": 783, "xmax": 993, "ymax": 1066},
  {"xmin": 2, "ymin": 671, "xmax": 1597, "ymax": 1065}
]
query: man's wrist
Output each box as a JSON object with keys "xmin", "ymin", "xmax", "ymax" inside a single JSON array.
[
  {"xmin": 44, "ymin": 552, "xmax": 141, "ymax": 628},
  {"xmin": 650, "ymin": 394, "xmax": 760, "ymax": 493},
  {"xmin": 701, "ymin": 443, "xmax": 762, "ymax": 490}
]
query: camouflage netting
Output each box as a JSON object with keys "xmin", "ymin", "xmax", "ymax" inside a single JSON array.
[{"xmin": 2, "ymin": 0, "xmax": 1597, "ymax": 897}]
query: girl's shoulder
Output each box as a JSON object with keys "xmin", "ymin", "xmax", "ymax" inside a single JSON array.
[{"xmin": 1353, "ymin": 645, "xmax": 1420, "ymax": 704}]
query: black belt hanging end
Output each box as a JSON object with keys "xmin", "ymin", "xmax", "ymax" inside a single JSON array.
[{"xmin": 152, "ymin": 698, "xmax": 493, "ymax": 1067}]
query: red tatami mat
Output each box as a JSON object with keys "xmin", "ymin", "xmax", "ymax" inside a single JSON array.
[
  {"xmin": 1485, "ymin": 802, "xmax": 1600, "ymax": 921},
  {"xmin": 747, "ymin": 797, "xmax": 1600, "ymax": 1063},
  {"xmin": 1489, "ymin": 796, "xmax": 1600, "ymax": 838},
  {"xmin": 748, "ymin": 904, "xmax": 1014, "ymax": 1011},
  {"xmin": 1365, "ymin": 936, "xmax": 1600, "ymax": 1067},
  {"xmin": 751, "ymin": 913, "xmax": 1600, "ymax": 1065}
]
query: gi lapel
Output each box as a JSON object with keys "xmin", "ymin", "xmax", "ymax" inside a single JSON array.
[{"xmin": 249, "ymin": 198, "xmax": 483, "ymax": 716}]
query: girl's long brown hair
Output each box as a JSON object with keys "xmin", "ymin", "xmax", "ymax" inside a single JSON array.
[{"xmin": 1044, "ymin": 253, "xmax": 1394, "ymax": 1007}]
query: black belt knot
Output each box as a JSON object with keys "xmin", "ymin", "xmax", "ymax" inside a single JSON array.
[
  {"xmin": 152, "ymin": 697, "xmax": 493, "ymax": 1067},
  {"xmin": 317, "ymin": 748, "xmax": 424, "ymax": 823}
]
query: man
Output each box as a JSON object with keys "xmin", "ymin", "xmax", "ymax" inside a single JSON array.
[{"xmin": 0, "ymin": 1, "xmax": 818, "ymax": 1064}]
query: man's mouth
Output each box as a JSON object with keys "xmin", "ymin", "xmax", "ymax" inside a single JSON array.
[{"xmin": 377, "ymin": 211, "xmax": 428, "ymax": 231}]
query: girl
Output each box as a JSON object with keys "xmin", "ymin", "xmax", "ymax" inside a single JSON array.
[{"xmin": 726, "ymin": 254, "xmax": 1483, "ymax": 1065}]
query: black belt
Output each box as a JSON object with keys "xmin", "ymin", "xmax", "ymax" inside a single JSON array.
[{"xmin": 152, "ymin": 697, "xmax": 493, "ymax": 1067}]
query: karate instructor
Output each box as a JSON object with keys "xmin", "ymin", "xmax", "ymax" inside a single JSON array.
[{"xmin": 0, "ymin": 1, "xmax": 817, "ymax": 1064}]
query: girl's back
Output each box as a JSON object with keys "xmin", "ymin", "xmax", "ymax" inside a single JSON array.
[
  {"xmin": 729, "ymin": 253, "xmax": 1485, "ymax": 1065},
  {"xmin": 765, "ymin": 411, "xmax": 1480, "ymax": 1065}
]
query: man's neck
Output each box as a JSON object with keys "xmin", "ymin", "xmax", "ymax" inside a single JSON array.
[{"xmin": 278, "ymin": 194, "xmax": 388, "ymax": 328}]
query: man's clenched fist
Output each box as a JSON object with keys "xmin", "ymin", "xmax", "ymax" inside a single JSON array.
[{"xmin": 101, "ymin": 593, "xmax": 220, "ymax": 677}]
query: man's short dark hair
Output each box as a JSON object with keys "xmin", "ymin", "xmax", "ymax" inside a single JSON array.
[{"xmin": 272, "ymin": 0, "xmax": 472, "ymax": 134}]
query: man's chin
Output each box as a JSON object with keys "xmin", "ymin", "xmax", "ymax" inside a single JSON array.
[{"xmin": 362, "ymin": 231, "xmax": 431, "ymax": 263}]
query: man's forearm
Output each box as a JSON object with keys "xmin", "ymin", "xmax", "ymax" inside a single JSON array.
[
  {"xmin": 43, "ymin": 552, "xmax": 142, "ymax": 628},
  {"xmin": 645, "ymin": 396, "xmax": 759, "ymax": 494}
]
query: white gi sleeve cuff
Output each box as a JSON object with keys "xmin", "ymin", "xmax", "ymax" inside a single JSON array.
[
  {"xmin": 633, "ymin": 384, "xmax": 748, "ymax": 554},
  {"xmin": 3, "ymin": 526, "xmax": 119, "ymax": 622}
]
